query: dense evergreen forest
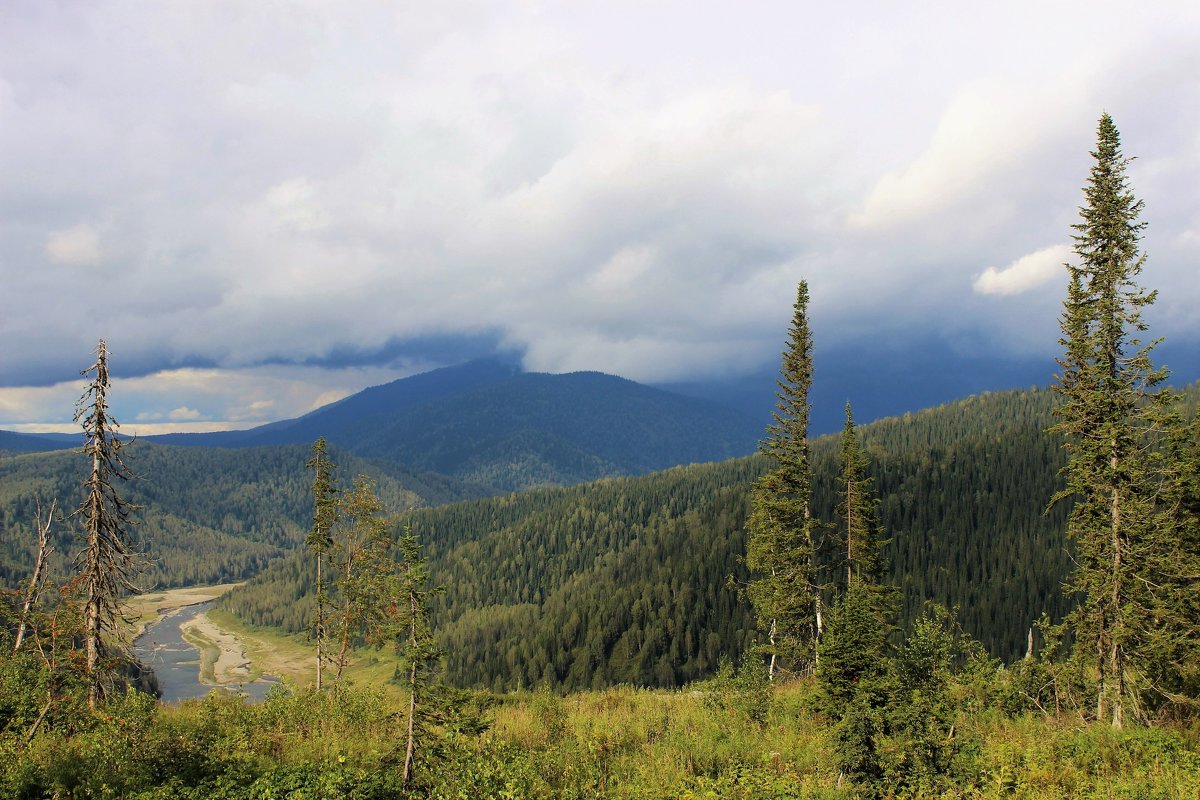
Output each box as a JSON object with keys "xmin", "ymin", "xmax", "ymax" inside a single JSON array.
[
  {"xmin": 221, "ymin": 384, "xmax": 1179, "ymax": 691},
  {"xmin": 0, "ymin": 442, "xmax": 484, "ymax": 589}
]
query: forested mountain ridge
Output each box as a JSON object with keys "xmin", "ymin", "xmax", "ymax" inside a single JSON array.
[
  {"xmin": 0, "ymin": 441, "xmax": 486, "ymax": 590},
  {"xmin": 224, "ymin": 384, "xmax": 1196, "ymax": 691},
  {"xmin": 0, "ymin": 430, "xmax": 76, "ymax": 456},
  {"xmin": 142, "ymin": 359, "xmax": 764, "ymax": 491}
]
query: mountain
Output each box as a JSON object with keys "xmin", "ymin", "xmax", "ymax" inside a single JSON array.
[
  {"xmin": 147, "ymin": 358, "xmax": 765, "ymax": 491},
  {"xmin": 223, "ymin": 385, "xmax": 1150, "ymax": 691},
  {"xmin": 0, "ymin": 430, "xmax": 78, "ymax": 456}
]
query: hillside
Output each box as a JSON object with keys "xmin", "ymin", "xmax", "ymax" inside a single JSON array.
[
  {"xmin": 144, "ymin": 359, "xmax": 764, "ymax": 491},
  {"xmin": 0, "ymin": 441, "xmax": 486, "ymax": 590},
  {"xmin": 0, "ymin": 430, "xmax": 76, "ymax": 456},
  {"xmin": 221, "ymin": 386, "xmax": 1110, "ymax": 691}
]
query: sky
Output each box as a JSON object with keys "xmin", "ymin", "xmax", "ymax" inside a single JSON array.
[{"xmin": 2, "ymin": 0, "xmax": 1198, "ymax": 434}]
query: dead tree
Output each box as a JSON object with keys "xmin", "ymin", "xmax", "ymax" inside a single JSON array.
[
  {"xmin": 73, "ymin": 339, "xmax": 144, "ymax": 707},
  {"xmin": 13, "ymin": 498, "xmax": 56, "ymax": 653}
]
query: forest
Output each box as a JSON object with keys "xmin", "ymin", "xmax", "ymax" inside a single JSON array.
[
  {"xmin": 220, "ymin": 386, "xmax": 1090, "ymax": 691},
  {"xmin": 0, "ymin": 114, "xmax": 1198, "ymax": 798}
]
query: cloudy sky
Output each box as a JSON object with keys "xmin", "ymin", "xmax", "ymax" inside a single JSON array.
[{"xmin": 2, "ymin": 0, "xmax": 1198, "ymax": 434}]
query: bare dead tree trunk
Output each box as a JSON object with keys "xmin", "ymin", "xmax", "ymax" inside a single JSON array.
[
  {"xmin": 402, "ymin": 589, "xmax": 419, "ymax": 786},
  {"xmin": 75, "ymin": 340, "xmax": 144, "ymax": 708},
  {"xmin": 766, "ymin": 617, "xmax": 777, "ymax": 681},
  {"xmin": 14, "ymin": 498, "xmax": 55, "ymax": 653}
]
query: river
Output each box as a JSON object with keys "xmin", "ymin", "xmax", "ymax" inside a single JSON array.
[{"xmin": 134, "ymin": 600, "xmax": 279, "ymax": 703}]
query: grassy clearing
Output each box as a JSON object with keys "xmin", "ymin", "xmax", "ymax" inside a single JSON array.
[
  {"xmin": 206, "ymin": 607, "xmax": 408, "ymax": 698},
  {"xmin": 4, "ymin": 676, "xmax": 1200, "ymax": 798}
]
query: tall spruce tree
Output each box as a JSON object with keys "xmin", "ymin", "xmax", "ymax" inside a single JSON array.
[
  {"xmin": 394, "ymin": 526, "xmax": 445, "ymax": 787},
  {"xmin": 837, "ymin": 402, "xmax": 884, "ymax": 586},
  {"xmin": 306, "ymin": 437, "xmax": 338, "ymax": 691},
  {"xmin": 74, "ymin": 340, "xmax": 143, "ymax": 707},
  {"xmin": 819, "ymin": 402, "xmax": 896, "ymax": 722},
  {"xmin": 1051, "ymin": 113, "xmax": 1168, "ymax": 727},
  {"xmin": 746, "ymin": 280, "xmax": 820, "ymax": 677}
]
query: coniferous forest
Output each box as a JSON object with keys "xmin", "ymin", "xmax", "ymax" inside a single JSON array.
[{"xmin": 1, "ymin": 114, "xmax": 1199, "ymax": 798}]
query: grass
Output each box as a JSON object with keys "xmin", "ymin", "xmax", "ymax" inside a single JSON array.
[
  {"xmin": 5, "ymin": 673, "xmax": 1200, "ymax": 799},
  {"xmin": 206, "ymin": 607, "xmax": 409, "ymax": 699}
]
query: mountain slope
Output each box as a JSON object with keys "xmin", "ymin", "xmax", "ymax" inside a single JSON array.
[
  {"xmin": 0, "ymin": 430, "xmax": 77, "ymax": 455},
  {"xmin": 224, "ymin": 385, "xmax": 1173, "ymax": 690},
  {"xmin": 148, "ymin": 359, "xmax": 764, "ymax": 491},
  {"xmin": 0, "ymin": 441, "xmax": 486, "ymax": 590}
]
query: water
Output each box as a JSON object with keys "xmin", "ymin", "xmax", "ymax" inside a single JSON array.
[{"xmin": 134, "ymin": 600, "xmax": 279, "ymax": 703}]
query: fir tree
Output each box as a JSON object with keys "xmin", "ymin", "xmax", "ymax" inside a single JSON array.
[
  {"xmin": 746, "ymin": 280, "xmax": 820, "ymax": 677},
  {"xmin": 306, "ymin": 437, "xmax": 338, "ymax": 691},
  {"xmin": 393, "ymin": 526, "xmax": 446, "ymax": 787},
  {"xmin": 837, "ymin": 402, "xmax": 885, "ymax": 586},
  {"xmin": 1050, "ymin": 113, "xmax": 1168, "ymax": 727}
]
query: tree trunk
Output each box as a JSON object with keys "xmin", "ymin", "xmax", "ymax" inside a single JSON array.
[
  {"xmin": 85, "ymin": 448, "xmax": 102, "ymax": 708},
  {"xmin": 1109, "ymin": 475, "xmax": 1124, "ymax": 728},
  {"xmin": 316, "ymin": 552, "xmax": 324, "ymax": 692},
  {"xmin": 402, "ymin": 588, "xmax": 420, "ymax": 786},
  {"xmin": 767, "ymin": 618, "xmax": 777, "ymax": 681},
  {"xmin": 14, "ymin": 500, "xmax": 53, "ymax": 654}
]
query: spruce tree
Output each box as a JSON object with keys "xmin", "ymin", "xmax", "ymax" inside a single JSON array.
[
  {"xmin": 394, "ymin": 526, "xmax": 445, "ymax": 787},
  {"xmin": 819, "ymin": 403, "xmax": 896, "ymax": 730},
  {"xmin": 837, "ymin": 402, "xmax": 884, "ymax": 586},
  {"xmin": 306, "ymin": 437, "xmax": 338, "ymax": 691},
  {"xmin": 746, "ymin": 280, "xmax": 820, "ymax": 677},
  {"xmin": 1051, "ymin": 113, "xmax": 1167, "ymax": 727},
  {"xmin": 73, "ymin": 340, "xmax": 143, "ymax": 707}
]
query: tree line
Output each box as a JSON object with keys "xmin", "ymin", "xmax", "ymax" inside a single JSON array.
[
  {"xmin": 221, "ymin": 381, "xmax": 1139, "ymax": 690},
  {"xmin": 741, "ymin": 113, "xmax": 1200, "ymax": 794}
]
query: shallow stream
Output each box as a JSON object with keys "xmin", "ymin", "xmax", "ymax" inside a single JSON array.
[{"xmin": 134, "ymin": 600, "xmax": 278, "ymax": 703}]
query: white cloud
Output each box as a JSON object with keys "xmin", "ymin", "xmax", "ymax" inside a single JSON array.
[
  {"xmin": 168, "ymin": 406, "xmax": 203, "ymax": 421},
  {"xmin": 262, "ymin": 177, "xmax": 329, "ymax": 233},
  {"xmin": 0, "ymin": 364, "xmax": 418, "ymax": 431},
  {"xmin": 45, "ymin": 224, "xmax": 103, "ymax": 266},
  {"xmin": 974, "ymin": 244, "xmax": 1072, "ymax": 296}
]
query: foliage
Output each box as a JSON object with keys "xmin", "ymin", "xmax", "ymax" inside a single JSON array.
[
  {"xmin": 1, "ymin": 678, "xmax": 1198, "ymax": 798},
  {"xmin": 391, "ymin": 525, "xmax": 446, "ymax": 785},
  {"xmin": 702, "ymin": 655, "xmax": 773, "ymax": 728},
  {"xmin": 1, "ymin": 440, "xmax": 454, "ymax": 591},
  {"xmin": 1051, "ymin": 113, "xmax": 1200, "ymax": 726},
  {"xmin": 215, "ymin": 386, "xmax": 1200, "ymax": 692},
  {"xmin": 835, "ymin": 403, "xmax": 886, "ymax": 587},
  {"xmin": 306, "ymin": 437, "xmax": 339, "ymax": 691},
  {"xmin": 816, "ymin": 577, "xmax": 894, "ymax": 721},
  {"xmin": 746, "ymin": 280, "xmax": 820, "ymax": 676}
]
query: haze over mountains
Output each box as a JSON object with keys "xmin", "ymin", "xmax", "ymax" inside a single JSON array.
[{"xmin": 3, "ymin": 358, "xmax": 764, "ymax": 492}]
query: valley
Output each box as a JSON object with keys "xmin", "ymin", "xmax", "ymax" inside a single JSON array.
[{"xmin": 2, "ymin": 359, "xmax": 1198, "ymax": 798}]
